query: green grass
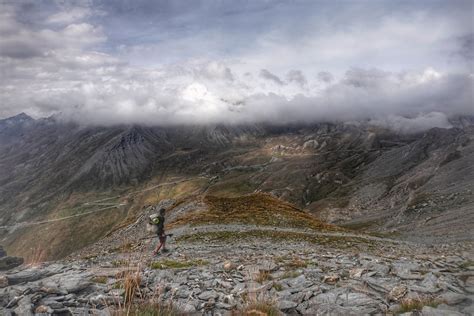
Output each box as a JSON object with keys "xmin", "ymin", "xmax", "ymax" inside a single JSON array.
[
  {"xmin": 91, "ymin": 276, "xmax": 108, "ymax": 284},
  {"xmin": 150, "ymin": 259, "xmax": 209, "ymax": 270},
  {"xmin": 272, "ymin": 282, "xmax": 283, "ymax": 291},
  {"xmin": 111, "ymin": 259, "xmax": 129, "ymax": 267},
  {"xmin": 459, "ymin": 260, "xmax": 474, "ymax": 269},
  {"xmin": 177, "ymin": 230, "xmax": 371, "ymax": 250}
]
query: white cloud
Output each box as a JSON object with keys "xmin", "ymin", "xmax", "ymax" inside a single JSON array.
[
  {"xmin": 0, "ymin": 1, "xmax": 472, "ymax": 133},
  {"xmin": 47, "ymin": 7, "xmax": 92, "ymax": 25}
]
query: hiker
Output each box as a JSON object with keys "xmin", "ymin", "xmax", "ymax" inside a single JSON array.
[{"xmin": 150, "ymin": 207, "xmax": 168, "ymax": 255}]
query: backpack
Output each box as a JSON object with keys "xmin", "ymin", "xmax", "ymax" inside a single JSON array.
[
  {"xmin": 146, "ymin": 214, "xmax": 160, "ymax": 233},
  {"xmin": 149, "ymin": 214, "xmax": 161, "ymax": 225}
]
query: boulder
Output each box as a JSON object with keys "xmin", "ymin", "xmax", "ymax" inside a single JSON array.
[
  {"xmin": 287, "ymin": 274, "xmax": 307, "ymax": 288},
  {"xmin": 349, "ymin": 268, "xmax": 365, "ymax": 278},
  {"xmin": 198, "ymin": 290, "xmax": 219, "ymax": 301},
  {"xmin": 322, "ymin": 274, "xmax": 339, "ymax": 285},
  {"xmin": 0, "ymin": 256, "xmax": 23, "ymax": 271},
  {"xmin": 278, "ymin": 300, "xmax": 297, "ymax": 311},
  {"xmin": 0, "ymin": 276, "xmax": 8, "ymax": 288},
  {"xmin": 13, "ymin": 295, "xmax": 33, "ymax": 316},
  {"xmin": 223, "ymin": 261, "xmax": 235, "ymax": 271},
  {"xmin": 56, "ymin": 273, "xmax": 93, "ymax": 293},
  {"xmin": 389, "ymin": 285, "xmax": 407, "ymax": 301},
  {"xmin": 421, "ymin": 306, "xmax": 463, "ymax": 316},
  {"xmin": 6, "ymin": 267, "xmax": 53, "ymax": 284},
  {"xmin": 436, "ymin": 292, "xmax": 468, "ymax": 305}
]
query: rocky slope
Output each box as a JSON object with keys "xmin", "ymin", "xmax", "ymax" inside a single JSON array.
[{"xmin": 1, "ymin": 205, "xmax": 473, "ymax": 315}]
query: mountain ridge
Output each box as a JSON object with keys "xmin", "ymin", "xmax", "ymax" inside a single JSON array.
[{"xmin": 1, "ymin": 114, "xmax": 473, "ymax": 261}]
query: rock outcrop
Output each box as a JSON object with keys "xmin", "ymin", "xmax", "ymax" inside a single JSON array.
[{"xmin": 0, "ymin": 246, "xmax": 23, "ymax": 271}]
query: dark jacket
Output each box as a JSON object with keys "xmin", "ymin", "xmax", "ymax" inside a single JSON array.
[{"xmin": 156, "ymin": 214, "xmax": 165, "ymax": 236}]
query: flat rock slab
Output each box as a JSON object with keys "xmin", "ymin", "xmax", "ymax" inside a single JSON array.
[{"xmin": 0, "ymin": 257, "xmax": 24, "ymax": 271}]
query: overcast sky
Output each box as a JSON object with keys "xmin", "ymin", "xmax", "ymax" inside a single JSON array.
[{"xmin": 0, "ymin": 0, "xmax": 473, "ymax": 130}]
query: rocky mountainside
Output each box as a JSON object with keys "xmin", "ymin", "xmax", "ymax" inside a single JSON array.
[
  {"xmin": 1, "ymin": 197, "xmax": 473, "ymax": 315},
  {"xmin": 1, "ymin": 112, "xmax": 474, "ymax": 315},
  {"xmin": 0, "ymin": 114, "xmax": 473, "ymax": 261}
]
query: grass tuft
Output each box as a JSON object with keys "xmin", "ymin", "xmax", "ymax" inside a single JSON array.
[
  {"xmin": 459, "ymin": 260, "xmax": 474, "ymax": 269},
  {"xmin": 255, "ymin": 271, "xmax": 273, "ymax": 283},
  {"xmin": 124, "ymin": 272, "xmax": 142, "ymax": 304},
  {"xmin": 236, "ymin": 298, "xmax": 281, "ymax": 316},
  {"xmin": 398, "ymin": 296, "xmax": 442, "ymax": 313},
  {"xmin": 284, "ymin": 257, "xmax": 308, "ymax": 269},
  {"xmin": 272, "ymin": 282, "xmax": 283, "ymax": 291},
  {"xmin": 91, "ymin": 275, "xmax": 108, "ymax": 284}
]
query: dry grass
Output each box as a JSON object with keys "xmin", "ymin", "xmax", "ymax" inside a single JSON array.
[
  {"xmin": 171, "ymin": 193, "xmax": 341, "ymax": 231},
  {"xmin": 124, "ymin": 272, "xmax": 142, "ymax": 304},
  {"xmin": 284, "ymin": 257, "xmax": 309, "ymax": 269},
  {"xmin": 398, "ymin": 296, "xmax": 442, "ymax": 313},
  {"xmin": 255, "ymin": 271, "xmax": 273, "ymax": 283},
  {"xmin": 235, "ymin": 299, "xmax": 281, "ymax": 316},
  {"xmin": 110, "ymin": 242, "xmax": 135, "ymax": 253}
]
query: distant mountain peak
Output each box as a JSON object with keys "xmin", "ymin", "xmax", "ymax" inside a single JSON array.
[{"xmin": 1, "ymin": 112, "xmax": 34, "ymax": 123}]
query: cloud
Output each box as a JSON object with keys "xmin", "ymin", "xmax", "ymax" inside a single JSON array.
[
  {"xmin": 457, "ymin": 33, "xmax": 474, "ymax": 61},
  {"xmin": 286, "ymin": 70, "xmax": 307, "ymax": 86},
  {"xmin": 259, "ymin": 69, "xmax": 284, "ymax": 85},
  {"xmin": 0, "ymin": 0, "xmax": 473, "ymax": 133},
  {"xmin": 369, "ymin": 112, "xmax": 453, "ymax": 134},
  {"xmin": 47, "ymin": 7, "xmax": 92, "ymax": 24},
  {"xmin": 0, "ymin": 3, "xmax": 105, "ymax": 60},
  {"xmin": 317, "ymin": 72, "xmax": 333, "ymax": 83}
]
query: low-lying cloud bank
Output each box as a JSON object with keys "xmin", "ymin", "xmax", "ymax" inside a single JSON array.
[{"xmin": 2, "ymin": 61, "xmax": 472, "ymax": 133}]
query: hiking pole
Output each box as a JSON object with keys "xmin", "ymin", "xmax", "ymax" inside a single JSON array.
[{"xmin": 139, "ymin": 233, "xmax": 174, "ymax": 241}]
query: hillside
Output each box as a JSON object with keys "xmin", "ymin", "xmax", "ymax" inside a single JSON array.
[
  {"xmin": 2, "ymin": 197, "xmax": 473, "ymax": 315},
  {"xmin": 1, "ymin": 114, "xmax": 473, "ymax": 315},
  {"xmin": 0, "ymin": 114, "xmax": 473, "ymax": 261}
]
